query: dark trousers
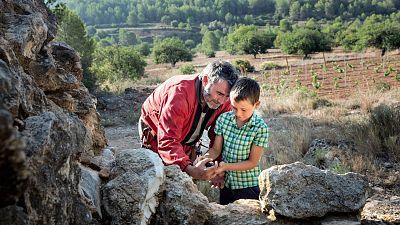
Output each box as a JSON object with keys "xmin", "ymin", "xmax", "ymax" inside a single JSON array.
[{"xmin": 219, "ymin": 186, "xmax": 260, "ymax": 205}]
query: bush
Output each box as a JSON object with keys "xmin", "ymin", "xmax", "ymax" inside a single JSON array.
[
  {"xmin": 232, "ymin": 59, "xmax": 255, "ymax": 74},
  {"xmin": 370, "ymin": 104, "xmax": 400, "ymax": 162},
  {"xmin": 180, "ymin": 64, "xmax": 196, "ymax": 75},
  {"xmin": 203, "ymin": 49, "xmax": 216, "ymax": 58},
  {"xmin": 260, "ymin": 61, "xmax": 282, "ymax": 70}
]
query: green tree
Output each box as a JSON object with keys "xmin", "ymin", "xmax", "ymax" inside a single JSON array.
[
  {"xmin": 356, "ymin": 14, "xmax": 400, "ymax": 56},
  {"xmin": 279, "ymin": 27, "xmax": 332, "ymax": 58},
  {"xmin": 339, "ymin": 19, "xmax": 362, "ymax": 51},
  {"xmin": 152, "ymin": 38, "xmax": 193, "ymax": 67},
  {"xmin": 118, "ymin": 29, "xmax": 139, "ymax": 46},
  {"xmin": 225, "ymin": 25, "xmax": 275, "ymax": 58},
  {"xmin": 90, "ymin": 46, "xmax": 146, "ymax": 83},
  {"xmin": 55, "ymin": 7, "xmax": 96, "ymax": 90},
  {"xmin": 134, "ymin": 42, "xmax": 151, "ymax": 56},
  {"xmin": 279, "ymin": 18, "xmax": 292, "ymax": 32},
  {"xmin": 126, "ymin": 10, "xmax": 139, "ymax": 26}
]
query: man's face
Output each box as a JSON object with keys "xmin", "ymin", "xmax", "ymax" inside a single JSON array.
[{"xmin": 202, "ymin": 78, "xmax": 230, "ymax": 109}]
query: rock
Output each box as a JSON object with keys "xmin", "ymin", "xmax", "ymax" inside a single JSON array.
[
  {"xmin": 102, "ymin": 149, "xmax": 165, "ymax": 225},
  {"xmin": 361, "ymin": 195, "xmax": 400, "ymax": 224},
  {"xmin": 0, "ymin": 106, "xmax": 28, "ymax": 207},
  {"xmin": 151, "ymin": 165, "xmax": 211, "ymax": 225},
  {"xmin": 259, "ymin": 162, "xmax": 369, "ymax": 218},
  {"xmin": 21, "ymin": 111, "xmax": 94, "ymax": 224},
  {"xmin": 0, "ymin": 206, "xmax": 29, "ymax": 225},
  {"xmin": 303, "ymin": 139, "xmax": 353, "ymax": 172},
  {"xmin": 78, "ymin": 164, "xmax": 102, "ymax": 218},
  {"xmin": 206, "ymin": 200, "xmax": 272, "ymax": 225}
]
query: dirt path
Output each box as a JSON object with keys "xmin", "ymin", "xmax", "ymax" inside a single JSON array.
[{"xmin": 104, "ymin": 125, "xmax": 142, "ymax": 151}]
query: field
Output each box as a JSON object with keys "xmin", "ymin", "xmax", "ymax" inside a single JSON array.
[{"xmin": 142, "ymin": 48, "xmax": 400, "ymax": 100}]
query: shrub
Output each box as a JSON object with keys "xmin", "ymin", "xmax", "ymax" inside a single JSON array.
[
  {"xmin": 232, "ymin": 59, "xmax": 255, "ymax": 74},
  {"xmin": 260, "ymin": 61, "xmax": 282, "ymax": 70},
  {"xmin": 180, "ymin": 64, "xmax": 196, "ymax": 75}
]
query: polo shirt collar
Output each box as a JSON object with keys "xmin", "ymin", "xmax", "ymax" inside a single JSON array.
[{"xmin": 229, "ymin": 111, "xmax": 257, "ymax": 128}]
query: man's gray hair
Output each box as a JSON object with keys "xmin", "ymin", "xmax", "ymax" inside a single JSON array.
[{"xmin": 199, "ymin": 60, "xmax": 239, "ymax": 88}]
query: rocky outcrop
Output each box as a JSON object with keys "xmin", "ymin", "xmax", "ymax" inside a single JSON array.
[
  {"xmin": 259, "ymin": 162, "xmax": 369, "ymax": 218},
  {"xmin": 0, "ymin": 0, "xmax": 106, "ymax": 224}
]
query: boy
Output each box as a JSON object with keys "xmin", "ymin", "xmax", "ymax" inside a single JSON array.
[{"xmin": 203, "ymin": 77, "xmax": 269, "ymax": 205}]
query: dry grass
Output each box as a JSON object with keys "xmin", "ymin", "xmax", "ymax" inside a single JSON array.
[{"xmin": 260, "ymin": 115, "xmax": 313, "ymax": 169}]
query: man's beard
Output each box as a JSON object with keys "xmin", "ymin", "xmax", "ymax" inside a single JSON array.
[{"xmin": 203, "ymin": 87, "xmax": 221, "ymax": 109}]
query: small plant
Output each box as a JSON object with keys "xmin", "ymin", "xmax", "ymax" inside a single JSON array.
[
  {"xmin": 263, "ymin": 71, "xmax": 271, "ymax": 80},
  {"xmin": 180, "ymin": 63, "xmax": 196, "ymax": 74},
  {"xmin": 275, "ymin": 78, "xmax": 287, "ymax": 95},
  {"xmin": 232, "ymin": 59, "xmax": 255, "ymax": 74},
  {"xmin": 374, "ymin": 64, "xmax": 383, "ymax": 73},
  {"xmin": 311, "ymin": 71, "xmax": 321, "ymax": 90},
  {"xmin": 333, "ymin": 77, "xmax": 340, "ymax": 88},
  {"xmin": 334, "ymin": 65, "xmax": 344, "ymax": 73},
  {"xmin": 330, "ymin": 162, "xmax": 351, "ymax": 174},
  {"xmin": 395, "ymin": 72, "xmax": 400, "ymax": 81},
  {"xmin": 260, "ymin": 61, "xmax": 281, "ymax": 70},
  {"xmin": 375, "ymin": 82, "xmax": 391, "ymax": 92},
  {"xmin": 295, "ymin": 79, "xmax": 302, "ymax": 88},
  {"xmin": 261, "ymin": 83, "xmax": 272, "ymax": 91},
  {"xmin": 347, "ymin": 63, "xmax": 354, "ymax": 69},
  {"xmin": 384, "ymin": 66, "xmax": 395, "ymax": 77}
]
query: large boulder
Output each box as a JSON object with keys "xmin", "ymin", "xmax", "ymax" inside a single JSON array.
[
  {"xmin": 102, "ymin": 149, "xmax": 165, "ymax": 225},
  {"xmin": 259, "ymin": 162, "xmax": 369, "ymax": 218},
  {"xmin": 151, "ymin": 165, "xmax": 212, "ymax": 225}
]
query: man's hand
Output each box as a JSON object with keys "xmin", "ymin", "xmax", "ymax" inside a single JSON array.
[{"xmin": 184, "ymin": 157, "xmax": 218, "ymax": 180}]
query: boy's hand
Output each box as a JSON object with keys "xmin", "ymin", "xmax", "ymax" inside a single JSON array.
[
  {"xmin": 210, "ymin": 171, "xmax": 224, "ymax": 189},
  {"xmin": 215, "ymin": 161, "xmax": 225, "ymax": 174}
]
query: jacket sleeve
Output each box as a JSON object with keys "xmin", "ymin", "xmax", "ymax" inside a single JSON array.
[{"xmin": 157, "ymin": 87, "xmax": 192, "ymax": 171}]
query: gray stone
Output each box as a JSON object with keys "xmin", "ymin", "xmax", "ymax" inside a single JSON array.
[
  {"xmin": 151, "ymin": 165, "xmax": 212, "ymax": 225},
  {"xmin": 361, "ymin": 196, "xmax": 400, "ymax": 224},
  {"xmin": 78, "ymin": 164, "xmax": 102, "ymax": 218},
  {"xmin": 259, "ymin": 162, "xmax": 369, "ymax": 218},
  {"xmin": 206, "ymin": 200, "xmax": 272, "ymax": 225},
  {"xmin": 102, "ymin": 149, "xmax": 165, "ymax": 225}
]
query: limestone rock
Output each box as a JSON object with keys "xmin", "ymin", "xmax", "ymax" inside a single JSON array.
[
  {"xmin": 206, "ymin": 200, "xmax": 272, "ymax": 225},
  {"xmin": 78, "ymin": 164, "xmax": 102, "ymax": 218},
  {"xmin": 102, "ymin": 149, "xmax": 165, "ymax": 225},
  {"xmin": 361, "ymin": 195, "xmax": 400, "ymax": 224},
  {"xmin": 22, "ymin": 111, "xmax": 94, "ymax": 224},
  {"xmin": 259, "ymin": 162, "xmax": 369, "ymax": 218},
  {"xmin": 151, "ymin": 165, "xmax": 212, "ymax": 225}
]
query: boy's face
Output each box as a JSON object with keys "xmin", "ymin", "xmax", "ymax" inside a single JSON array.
[{"xmin": 230, "ymin": 97, "xmax": 260, "ymax": 124}]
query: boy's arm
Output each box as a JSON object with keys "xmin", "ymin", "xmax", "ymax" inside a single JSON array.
[
  {"xmin": 218, "ymin": 144, "xmax": 264, "ymax": 172},
  {"xmin": 203, "ymin": 135, "xmax": 223, "ymax": 160}
]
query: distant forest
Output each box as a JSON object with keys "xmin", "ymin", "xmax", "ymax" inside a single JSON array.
[{"xmin": 64, "ymin": 0, "xmax": 400, "ymax": 26}]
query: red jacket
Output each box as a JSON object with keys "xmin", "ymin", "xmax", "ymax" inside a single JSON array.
[{"xmin": 140, "ymin": 74, "xmax": 231, "ymax": 171}]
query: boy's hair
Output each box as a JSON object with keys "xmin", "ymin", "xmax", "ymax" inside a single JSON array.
[
  {"xmin": 230, "ymin": 77, "xmax": 260, "ymax": 105},
  {"xmin": 199, "ymin": 59, "xmax": 239, "ymax": 88}
]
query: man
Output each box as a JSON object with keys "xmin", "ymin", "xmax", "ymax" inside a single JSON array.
[{"xmin": 139, "ymin": 60, "xmax": 239, "ymax": 180}]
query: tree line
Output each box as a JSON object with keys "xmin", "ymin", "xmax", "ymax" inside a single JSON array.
[
  {"xmin": 53, "ymin": 3, "xmax": 400, "ymax": 92},
  {"xmin": 64, "ymin": 0, "xmax": 400, "ymax": 26}
]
